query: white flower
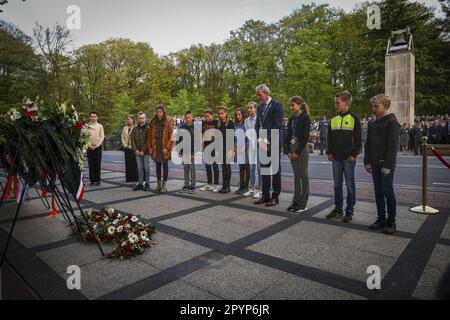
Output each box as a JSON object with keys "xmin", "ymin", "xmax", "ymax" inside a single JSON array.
[
  {"xmin": 107, "ymin": 226, "xmax": 116, "ymax": 235},
  {"xmin": 92, "ymin": 224, "xmax": 97, "ymax": 230},
  {"xmin": 125, "ymin": 224, "xmax": 131, "ymax": 229},
  {"xmin": 128, "ymin": 233, "xmax": 138, "ymax": 244},
  {"xmin": 121, "ymin": 241, "xmax": 127, "ymax": 247},
  {"xmin": 105, "ymin": 208, "xmax": 115, "ymax": 214},
  {"xmin": 117, "ymin": 225, "xmax": 123, "ymax": 232},
  {"xmin": 131, "ymin": 216, "xmax": 139, "ymax": 222},
  {"xmin": 112, "ymin": 219, "xmax": 119, "ymax": 225},
  {"xmin": 140, "ymin": 231, "xmax": 147, "ymax": 238},
  {"xmin": 103, "ymin": 216, "xmax": 108, "ymax": 221},
  {"xmin": 7, "ymin": 108, "xmax": 21, "ymax": 122}
]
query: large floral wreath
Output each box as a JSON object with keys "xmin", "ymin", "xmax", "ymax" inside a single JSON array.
[
  {"xmin": 71, "ymin": 207, "xmax": 156, "ymax": 260},
  {"xmin": 0, "ymin": 98, "xmax": 88, "ymax": 196}
]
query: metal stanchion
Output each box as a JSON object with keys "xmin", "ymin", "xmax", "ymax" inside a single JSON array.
[{"xmin": 410, "ymin": 136, "xmax": 439, "ymax": 214}]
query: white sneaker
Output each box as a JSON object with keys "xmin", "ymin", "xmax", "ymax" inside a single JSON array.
[
  {"xmin": 212, "ymin": 185, "xmax": 221, "ymax": 193},
  {"xmin": 295, "ymin": 207, "xmax": 308, "ymax": 213},
  {"xmin": 243, "ymin": 190, "xmax": 255, "ymax": 197},
  {"xmin": 200, "ymin": 184, "xmax": 213, "ymax": 191},
  {"xmin": 253, "ymin": 191, "xmax": 262, "ymax": 199}
]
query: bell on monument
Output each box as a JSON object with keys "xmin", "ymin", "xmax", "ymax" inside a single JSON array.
[
  {"xmin": 386, "ymin": 26, "xmax": 413, "ymax": 54},
  {"xmin": 392, "ymin": 32, "xmax": 407, "ymax": 46}
]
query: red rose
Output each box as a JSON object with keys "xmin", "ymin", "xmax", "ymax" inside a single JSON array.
[
  {"xmin": 25, "ymin": 111, "xmax": 36, "ymax": 118},
  {"xmin": 75, "ymin": 121, "xmax": 84, "ymax": 130}
]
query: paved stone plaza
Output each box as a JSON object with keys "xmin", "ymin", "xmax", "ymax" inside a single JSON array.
[{"xmin": 1, "ymin": 167, "xmax": 449, "ymax": 300}]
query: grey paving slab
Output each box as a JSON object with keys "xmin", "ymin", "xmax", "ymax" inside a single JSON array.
[
  {"xmin": 108, "ymin": 194, "xmax": 207, "ymax": 220},
  {"xmin": 306, "ymin": 245, "xmax": 397, "ymax": 282},
  {"xmin": 137, "ymin": 231, "xmax": 210, "ymax": 270},
  {"xmin": 1, "ymin": 216, "xmax": 72, "ymax": 248},
  {"xmin": 0, "ymin": 198, "xmax": 51, "ymax": 222},
  {"xmin": 136, "ymin": 279, "xmax": 220, "ymax": 300},
  {"xmin": 413, "ymin": 266, "xmax": 444, "ymax": 299},
  {"xmin": 161, "ymin": 206, "xmax": 285, "ymax": 243},
  {"xmin": 424, "ymin": 244, "xmax": 450, "ymax": 270},
  {"xmin": 82, "ymin": 186, "xmax": 148, "ymax": 203},
  {"xmin": 231, "ymin": 194, "xmax": 330, "ymax": 213},
  {"xmin": 99, "ymin": 172, "xmax": 126, "ymax": 179},
  {"xmin": 250, "ymin": 221, "xmax": 397, "ymax": 282},
  {"xmin": 59, "ymin": 258, "xmax": 160, "ymax": 299},
  {"xmin": 253, "ymin": 273, "xmax": 367, "ymax": 300},
  {"xmin": 314, "ymin": 202, "xmax": 427, "ymax": 233},
  {"xmin": 337, "ymin": 228, "xmax": 410, "ymax": 258},
  {"xmin": 182, "ymin": 256, "xmax": 286, "ymax": 299},
  {"xmin": 82, "ymin": 182, "xmax": 119, "ymax": 192},
  {"xmin": 441, "ymin": 223, "xmax": 450, "ymax": 240},
  {"xmin": 248, "ymin": 221, "xmax": 346, "ymax": 265},
  {"xmin": 36, "ymin": 242, "xmax": 113, "ymax": 273},
  {"xmin": 248, "ymin": 231, "xmax": 327, "ymax": 265}
]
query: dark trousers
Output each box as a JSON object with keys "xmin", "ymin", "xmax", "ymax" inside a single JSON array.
[
  {"xmin": 206, "ymin": 163, "xmax": 219, "ymax": 185},
  {"xmin": 124, "ymin": 148, "xmax": 138, "ymax": 182},
  {"xmin": 155, "ymin": 161, "xmax": 168, "ymax": 181},
  {"xmin": 87, "ymin": 147, "xmax": 102, "ymax": 183},
  {"xmin": 290, "ymin": 150, "xmax": 309, "ymax": 208},
  {"xmin": 319, "ymin": 137, "xmax": 327, "ymax": 154},
  {"xmin": 239, "ymin": 164, "xmax": 250, "ymax": 188},
  {"xmin": 413, "ymin": 141, "xmax": 420, "ymax": 155},
  {"xmin": 261, "ymin": 154, "xmax": 281, "ymax": 200},
  {"xmin": 221, "ymin": 164, "xmax": 231, "ymax": 188},
  {"xmin": 372, "ymin": 165, "xmax": 396, "ymax": 224}
]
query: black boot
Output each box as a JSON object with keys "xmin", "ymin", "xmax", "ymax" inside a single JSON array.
[
  {"xmin": 369, "ymin": 217, "xmax": 386, "ymax": 230},
  {"xmin": 383, "ymin": 222, "xmax": 396, "ymax": 234}
]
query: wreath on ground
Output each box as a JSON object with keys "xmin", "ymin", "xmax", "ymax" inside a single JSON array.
[{"xmin": 71, "ymin": 207, "xmax": 156, "ymax": 260}]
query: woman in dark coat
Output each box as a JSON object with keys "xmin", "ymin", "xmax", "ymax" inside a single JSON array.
[{"xmin": 217, "ymin": 106, "xmax": 234, "ymax": 193}]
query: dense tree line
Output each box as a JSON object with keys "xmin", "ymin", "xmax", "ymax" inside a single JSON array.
[{"xmin": 1, "ymin": 0, "xmax": 449, "ymax": 134}]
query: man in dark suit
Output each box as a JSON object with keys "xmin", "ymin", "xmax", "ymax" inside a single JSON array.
[{"xmin": 254, "ymin": 84, "xmax": 284, "ymax": 206}]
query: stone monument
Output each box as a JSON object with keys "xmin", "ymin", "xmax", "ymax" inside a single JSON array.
[{"xmin": 385, "ymin": 27, "xmax": 415, "ymax": 125}]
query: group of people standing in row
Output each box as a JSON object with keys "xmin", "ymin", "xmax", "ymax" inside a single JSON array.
[{"xmin": 85, "ymin": 85, "xmax": 402, "ymax": 235}]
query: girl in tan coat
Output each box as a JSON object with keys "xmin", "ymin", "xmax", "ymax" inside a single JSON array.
[{"xmin": 148, "ymin": 104, "xmax": 174, "ymax": 192}]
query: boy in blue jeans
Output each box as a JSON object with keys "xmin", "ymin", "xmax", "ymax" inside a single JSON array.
[
  {"xmin": 364, "ymin": 94, "xmax": 400, "ymax": 234},
  {"xmin": 326, "ymin": 91, "xmax": 362, "ymax": 222}
]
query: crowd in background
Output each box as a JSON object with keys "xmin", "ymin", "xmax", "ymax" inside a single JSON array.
[{"xmin": 169, "ymin": 113, "xmax": 450, "ymax": 156}]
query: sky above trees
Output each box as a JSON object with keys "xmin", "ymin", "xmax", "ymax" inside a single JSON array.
[{"xmin": 1, "ymin": 0, "xmax": 443, "ymax": 54}]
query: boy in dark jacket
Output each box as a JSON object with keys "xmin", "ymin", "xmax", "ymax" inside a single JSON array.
[
  {"xmin": 177, "ymin": 111, "xmax": 197, "ymax": 193},
  {"xmin": 326, "ymin": 91, "xmax": 362, "ymax": 222},
  {"xmin": 364, "ymin": 94, "xmax": 400, "ymax": 234}
]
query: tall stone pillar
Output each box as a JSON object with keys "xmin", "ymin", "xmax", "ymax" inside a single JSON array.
[{"xmin": 385, "ymin": 28, "xmax": 415, "ymax": 125}]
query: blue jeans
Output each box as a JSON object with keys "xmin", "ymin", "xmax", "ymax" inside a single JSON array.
[
  {"xmin": 249, "ymin": 164, "xmax": 261, "ymax": 189},
  {"xmin": 332, "ymin": 160, "xmax": 356, "ymax": 213},
  {"xmin": 136, "ymin": 154, "xmax": 150, "ymax": 186},
  {"xmin": 372, "ymin": 165, "xmax": 396, "ymax": 224}
]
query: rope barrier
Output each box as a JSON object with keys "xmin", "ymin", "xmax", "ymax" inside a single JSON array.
[{"xmin": 430, "ymin": 146, "xmax": 450, "ymax": 168}]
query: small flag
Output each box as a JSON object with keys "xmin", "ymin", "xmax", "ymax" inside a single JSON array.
[
  {"xmin": 15, "ymin": 177, "xmax": 28, "ymax": 204},
  {"xmin": 75, "ymin": 174, "xmax": 85, "ymax": 203}
]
